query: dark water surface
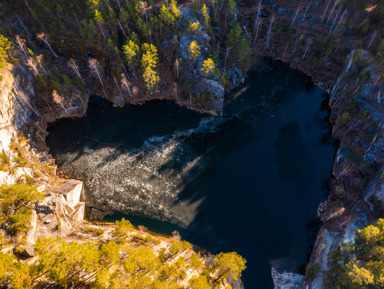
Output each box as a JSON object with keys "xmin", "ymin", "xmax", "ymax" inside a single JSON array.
[{"xmin": 46, "ymin": 61, "xmax": 336, "ymax": 288}]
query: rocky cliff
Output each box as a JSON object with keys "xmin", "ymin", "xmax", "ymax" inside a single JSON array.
[
  {"xmin": 1, "ymin": 0, "xmax": 384, "ymax": 287},
  {"xmin": 0, "ymin": 64, "xmax": 34, "ymax": 152},
  {"xmin": 273, "ymin": 48, "xmax": 384, "ymax": 288}
]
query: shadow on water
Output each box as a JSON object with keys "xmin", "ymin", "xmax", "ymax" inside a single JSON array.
[{"xmin": 46, "ymin": 60, "xmax": 337, "ymax": 289}]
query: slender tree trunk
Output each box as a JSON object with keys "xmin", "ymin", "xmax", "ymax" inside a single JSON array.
[
  {"xmin": 17, "ymin": 16, "xmax": 30, "ymax": 34},
  {"xmin": 321, "ymin": 0, "xmax": 331, "ymax": 25},
  {"xmin": 326, "ymin": 0, "xmax": 337, "ymax": 24},
  {"xmin": 117, "ymin": 20, "xmax": 128, "ymax": 38},
  {"xmin": 42, "ymin": 40, "xmax": 59, "ymax": 58},
  {"xmin": 98, "ymin": 22, "xmax": 106, "ymax": 39}
]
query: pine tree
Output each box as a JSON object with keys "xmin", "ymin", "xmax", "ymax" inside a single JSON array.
[
  {"xmin": 189, "ymin": 22, "xmax": 200, "ymax": 34},
  {"xmin": 160, "ymin": 5, "xmax": 176, "ymax": 26},
  {"xmin": 189, "ymin": 275, "xmax": 211, "ymax": 289},
  {"xmin": 113, "ymin": 218, "xmax": 134, "ymax": 240},
  {"xmin": 201, "ymin": 4, "xmax": 210, "ymax": 27},
  {"xmin": 189, "ymin": 41, "xmax": 201, "ymax": 62},
  {"xmin": 169, "ymin": 0, "xmax": 180, "ymax": 18},
  {"xmin": 235, "ymin": 38, "xmax": 251, "ymax": 65},
  {"xmin": 201, "ymin": 58, "xmax": 216, "ymax": 77},
  {"xmin": 213, "ymin": 252, "xmax": 246, "ymax": 283},
  {"xmin": 0, "ymin": 34, "xmax": 13, "ymax": 68},
  {"xmin": 141, "ymin": 43, "xmax": 160, "ymax": 90},
  {"xmin": 123, "ymin": 40, "xmax": 140, "ymax": 68}
]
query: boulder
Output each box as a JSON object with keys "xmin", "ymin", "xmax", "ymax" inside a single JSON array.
[
  {"xmin": 15, "ymin": 244, "xmax": 35, "ymax": 258},
  {"xmin": 52, "ymin": 179, "xmax": 83, "ymax": 207}
]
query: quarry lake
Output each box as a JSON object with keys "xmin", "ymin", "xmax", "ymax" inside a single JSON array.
[{"xmin": 46, "ymin": 61, "xmax": 337, "ymax": 288}]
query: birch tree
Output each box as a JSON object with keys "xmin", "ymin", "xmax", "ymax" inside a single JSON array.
[
  {"xmin": 68, "ymin": 58, "xmax": 85, "ymax": 84},
  {"xmin": 37, "ymin": 33, "xmax": 59, "ymax": 58},
  {"xmin": 88, "ymin": 58, "xmax": 104, "ymax": 86},
  {"xmin": 52, "ymin": 90, "xmax": 70, "ymax": 115},
  {"xmin": 15, "ymin": 35, "xmax": 28, "ymax": 58}
]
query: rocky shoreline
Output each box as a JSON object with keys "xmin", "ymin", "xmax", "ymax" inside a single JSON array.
[{"xmin": 2, "ymin": 0, "xmax": 384, "ymax": 288}]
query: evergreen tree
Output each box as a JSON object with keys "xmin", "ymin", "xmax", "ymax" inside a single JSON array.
[
  {"xmin": 189, "ymin": 41, "xmax": 201, "ymax": 62},
  {"xmin": 235, "ymin": 38, "xmax": 251, "ymax": 65},
  {"xmin": 0, "ymin": 35, "xmax": 13, "ymax": 68},
  {"xmin": 213, "ymin": 252, "xmax": 247, "ymax": 283},
  {"xmin": 169, "ymin": 0, "xmax": 180, "ymax": 18},
  {"xmin": 141, "ymin": 43, "xmax": 160, "ymax": 90},
  {"xmin": 201, "ymin": 58, "xmax": 216, "ymax": 77},
  {"xmin": 160, "ymin": 5, "xmax": 176, "ymax": 26},
  {"xmin": 123, "ymin": 39, "xmax": 140, "ymax": 68},
  {"xmin": 113, "ymin": 218, "xmax": 134, "ymax": 240},
  {"xmin": 201, "ymin": 4, "xmax": 210, "ymax": 27},
  {"xmin": 189, "ymin": 21, "xmax": 200, "ymax": 34}
]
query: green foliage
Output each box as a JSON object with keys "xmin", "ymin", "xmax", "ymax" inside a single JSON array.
[
  {"xmin": 227, "ymin": 23, "xmax": 242, "ymax": 47},
  {"xmin": 227, "ymin": 0, "xmax": 236, "ymax": 15},
  {"xmin": 94, "ymin": 9, "xmax": 104, "ymax": 24},
  {"xmin": 191, "ymin": 253, "xmax": 203, "ymax": 270},
  {"xmin": 113, "ymin": 217, "xmax": 134, "ymax": 239},
  {"xmin": 141, "ymin": 43, "xmax": 159, "ymax": 90},
  {"xmin": 327, "ymin": 219, "xmax": 384, "ymax": 288},
  {"xmin": 0, "ymin": 253, "xmax": 15, "ymax": 284},
  {"xmin": 123, "ymin": 39, "xmax": 140, "ymax": 67},
  {"xmin": 0, "ymin": 34, "xmax": 13, "ymax": 68},
  {"xmin": 201, "ymin": 58, "xmax": 216, "ymax": 77},
  {"xmin": 234, "ymin": 38, "xmax": 251, "ymax": 65},
  {"xmin": 306, "ymin": 262, "xmax": 320, "ymax": 279},
  {"xmin": 0, "ymin": 184, "xmax": 43, "ymax": 235},
  {"xmin": 170, "ymin": 240, "xmax": 191, "ymax": 255},
  {"xmin": 191, "ymin": 0, "xmax": 200, "ymax": 10},
  {"xmin": 189, "ymin": 275, "xmax": 211, "ymax": 289},
  {"xmin": 160, "ymin": 5, "xmax": 176, "ymax": 26},
  {"xmin": 338, "ymin": 112, "xmax": 351, "ymax": 127},
  {"xmin": 170, "ymin": 0, "xmax": 180, "ymax": 18},
  {"xmin": 0, "ymin": 152, "xmax": 10, "ymax": 171},
  {"xmin": 201, "ymin": 4, "xmax": 210, "ymax": 27},
  {"xmin": 189, "ymin": 21, "xmax": 200, "ymax": 34},
  {"xmin": 124, "ymin": 245, "xmax": 161, "ymax": 273},
  {"xmin": 213, "ymin": 252, "xmax": 246, "ymax": 282},
  {"xmin": 189, "ymin": 40, "xmax": 201, "ymax": 62}
]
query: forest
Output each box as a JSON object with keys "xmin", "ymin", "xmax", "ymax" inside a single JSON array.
[{"xmin": 2, "ymin": 0, "xmax": 384, "ymax": 288}]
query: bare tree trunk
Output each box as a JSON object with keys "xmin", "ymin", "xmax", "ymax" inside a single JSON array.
[
  {"xmin": 117, "ymin": 20, "xmax": 128, "ymax": 38},
  {"xmin": 98, "ymin": 23, "xmax": 106, "ymax": 39},
  {"xmin": 24, "ymin": 0, "xmax": 33, "ymax": 14},
  {"xmin": 302, "ymin": 38, "xmax": 312, "ymax": 59},
  {"xmin": 290, "ymin": 7, "xmax": 301, "ymax": 27},
  {"xmin": 368, "ymin": 31, "xmax": 378, "ymax": 48},
  {"xmin": 326, "ymin": 0, "xmax": 337, "ymax": 24},
  {"xmin": 282, "ymin": 43, "xmax": 289, "ymax": 60},
  {"xmin": 302, "ymin": 2, "xmax": 311, "ymax": 20},
  {"xmin": 332, "ymin": 9, "xmax": 347, "ymax": 35},
  {"xmin": 113, "ymin": 76, "xmax": 124, "ymax": 102},
  {"xmin": 329, "ymin": 7, "xmax": 342, "ymax": 34},
  {"xmin": 16, "ymin": 17, "xmax": 30, "ymax": 35},
  {"xmin": 264, "ymin": 16, "xmax": 274, "ymax": 49},
  {"xmin": 116, "ymin": 0, "xmax": 122, "ymax": 11},
  {"xmin": 224, "ymin": 47, "xmax": 230, "ymax": 65},
  {"xmin": 321, "ymin": 0, "xmax": 331, "ymax": 25},
  {"xmin": 253, "ymin": 1, "xmax": 262, "ymax": 44}
]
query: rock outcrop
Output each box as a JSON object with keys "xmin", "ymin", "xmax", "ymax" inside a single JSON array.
[
  {"xmin": 272, "ymin": 48, "xmax": 384, "ymax": 288},
  {"xmin": 0, "ymin": 65, "xmax": 85, "ymax": 249},
  {"xmin": 0, "ymin": 64, "xmax": 34, "ymax": 152}
]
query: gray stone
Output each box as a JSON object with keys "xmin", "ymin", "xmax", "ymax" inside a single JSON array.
[
  {"xmin": 15, "ymin": 245, "xmax": 35, "ymax": 258},
  {"xmin": 0, "ymin": 64, "xmax": 34, "ymax": 152},
  {"xmin": 88, "ymin": 207, "xmax": 108, "ymax": 220},
  {"xmin": 51, "ymin": 179, "xmax": 83, "ymax": 207}
]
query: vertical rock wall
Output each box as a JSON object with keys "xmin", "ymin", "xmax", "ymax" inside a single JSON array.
[{"xmin": 0, "ymin": 64, "xmax": 34, "ymax": 152}]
